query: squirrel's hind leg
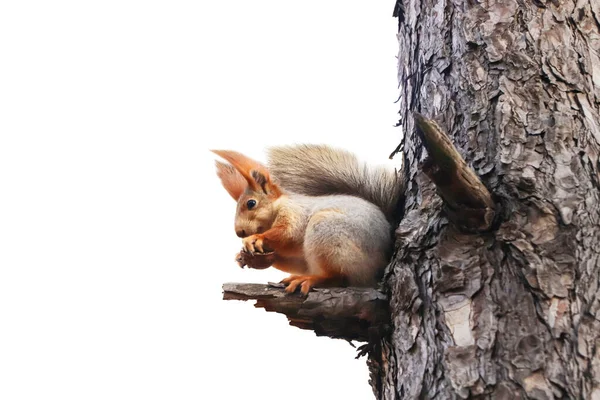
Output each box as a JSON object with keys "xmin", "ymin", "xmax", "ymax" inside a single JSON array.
[{"xmin": 281, "ymin": 273, "xmax": 347, "ymax": 295}]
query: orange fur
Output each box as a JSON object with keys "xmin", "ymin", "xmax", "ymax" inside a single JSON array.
[
  {"xmin": 271, "ymin": 255, "xmax": 307, "ymax": 275},
  {"xmin": 215, "ymin": 161, "xmax": 247, "ymax": 200},
  {"xmin": 259, "ymin": 223, "xmax": 301, "ymax": 254}
]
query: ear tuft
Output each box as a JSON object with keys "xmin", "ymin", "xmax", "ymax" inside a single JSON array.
[
  {"xmin": 251, "ymin": 170, "xmax": 268, "ymax": 194},
  {"xmin": 215, "ymin": 160, "xmax": 247, "ymax": 200}
]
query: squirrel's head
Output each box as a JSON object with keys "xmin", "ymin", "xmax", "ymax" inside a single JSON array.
[{"xmin": 212, "ymin": 150, "xmax": 282, "ymax": 238}]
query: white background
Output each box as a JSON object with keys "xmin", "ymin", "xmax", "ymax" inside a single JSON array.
[{"xmin": 0, "ymin": 1, "xmax": 400, "ymax": 399}]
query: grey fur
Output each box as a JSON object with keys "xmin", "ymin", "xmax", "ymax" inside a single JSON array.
[
  {"xmin": 283, "ymin": 193, "xmax": 392, "ymax": 286},
  {"xmin": 267, "ymin": 144, "xmax": 404, "ymax": 221}
]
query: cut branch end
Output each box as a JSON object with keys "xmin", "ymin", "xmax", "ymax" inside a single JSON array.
[{"xmin": 413, "ymin": 112, "xmax": 496, "ymax": 231}]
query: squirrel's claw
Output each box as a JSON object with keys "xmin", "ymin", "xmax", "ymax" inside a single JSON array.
[
  {"xmin": 242, "ymin": 234, "xmax": 264, "ymax": 254},
  {"xmin": 254, "ymin": 238, "xmax": 264, "ymax": 253},
  {"xmin": 281, "ymin": 275, "xmax": 315, "ymax": 296},
  {"xmin": 281, "ymin": 274, "xmax": 341, "ymax": 296},
  {"xmin": 242, "ymin": 236, "xmax": 255, "ymax": 253}
]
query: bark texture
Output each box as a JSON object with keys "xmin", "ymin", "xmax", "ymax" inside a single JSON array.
[{"xmin": 372, "ymin": 0, "xmax": 600, "ymax": 398}]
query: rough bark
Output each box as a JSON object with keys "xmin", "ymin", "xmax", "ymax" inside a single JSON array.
[
  {"xmin": 222, "ymin": 283, "xmax": 389, "ymax": 343},
  {"xmin": 371, "ymin": 0, "xmax": 600, "ymax": 398}
]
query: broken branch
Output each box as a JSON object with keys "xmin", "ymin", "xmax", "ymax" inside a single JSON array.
[
  {"xmin": 413, "ymin": 112, "xmax": 496, "ymax": 231},
  {"xmin": 222, "ymin": 282, "xmax": 389, "ymax": 342}
]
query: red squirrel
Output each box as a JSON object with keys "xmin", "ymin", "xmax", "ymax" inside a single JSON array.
[{"xmin": 213, "ymin": 144, "xmax": 403, "ymax": 295}]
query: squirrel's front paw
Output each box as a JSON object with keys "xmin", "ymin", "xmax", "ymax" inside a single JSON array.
[{"xmin": 242, "ymin": 234, "xmax": 264, "ymax": 254}]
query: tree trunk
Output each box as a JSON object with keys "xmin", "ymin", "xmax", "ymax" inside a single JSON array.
[{"xmin": 370, "ymin": 0, "xmax": 600, "ymax": 398}]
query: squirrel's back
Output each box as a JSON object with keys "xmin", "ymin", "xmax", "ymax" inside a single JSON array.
[{"xmin": 267, "ymin": 144, "xmax": 404, "ymax": 222}]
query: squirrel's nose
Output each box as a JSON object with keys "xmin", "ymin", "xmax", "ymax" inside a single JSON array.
[{"xmin": 236, "ymin": 229, "xmax": 246, "ymax": 238}]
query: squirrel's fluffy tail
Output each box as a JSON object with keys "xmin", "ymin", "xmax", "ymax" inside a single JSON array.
[{"xmin": 267, "ymin": 144, "xmax": 404, "ymax": 221}]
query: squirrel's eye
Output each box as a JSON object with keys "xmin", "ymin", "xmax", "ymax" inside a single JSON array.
[{"xmin": 246, "ymin": 199, "xmax": 257, "ymax": 210}]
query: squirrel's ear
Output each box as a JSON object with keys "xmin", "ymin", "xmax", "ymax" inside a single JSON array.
[
  {"xmin": 250, "ymin": 170, "xmax": 282, "ymax": 197},
  {"xmin": 215, "ymin": 160, "xmax": 246, "ymax": 200},
  {"xmin": 211, "ymin": 150, "xmax": 281, "ymax": 197}
]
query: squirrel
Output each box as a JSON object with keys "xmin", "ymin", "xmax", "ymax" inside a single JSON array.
[{"xmin": 212, "ymin": 144, "xmax": 404, "ymax": 295}]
